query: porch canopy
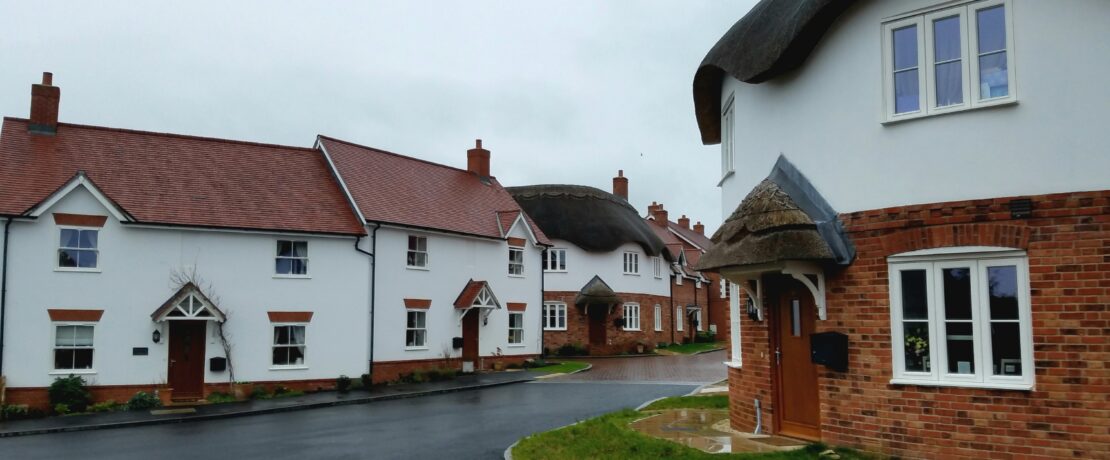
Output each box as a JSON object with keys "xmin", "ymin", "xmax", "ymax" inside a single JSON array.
[
  {"xmin": 574, "ymin": 275, "xmax": 620, "ymax": 307},
  {"xmin": 453, "ymin": 279, "xmax": 501, "ymax": 310},
  {"xmin": 695, "ymin": 156, "xmax": 854, "ymax": 320},
  {"xmin": 151, "ymin": 282, "xmax": 226, "ymax": 322}
]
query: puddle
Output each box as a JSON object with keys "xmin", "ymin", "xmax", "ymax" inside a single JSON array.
[{"xmin": 630, "ymin": 409, "xmax": 808, "ymax": 454}]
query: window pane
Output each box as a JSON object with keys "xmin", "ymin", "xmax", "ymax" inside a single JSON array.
[
  {"xmin": 416, "ymin": 237, "xmax": 426, "ymax": 251},
  {"xmin": 900, "ymin": 270, "xmax": 928, "ymax": 320},
  {"xmin": 933, "ymin": 16, "xmax": 961, "ymax": 62},
  {"xmin": 407, "ymin": 312, "xmax": 417, "ymax": 328},
  {"xmin": 273, "ymin": 347, "xmax": 289, "ymax": 365},
  {"xmin": 894, "ymin": 69, "xmax": 920, "ymax": 113},
  {"xmin": 288, "ymin": 346, "xmax": 305, "ymax": 365},
  {"xmin": 289, "ymin": 259, "xmax": 307, "ymax": 275},
  {"xmin": 292, "ymin": 241, "xmax": 308, "ymax": 257},
  {"xmin": 991, "ymin": 322, "xmax": 1022, "ymax": 376},
  {"xmin": 935, "ymin": 61, "xmax": 963, "ymax": 106},
  {"xmin": 791, "ymin": 299, "xmax": 801, "ymax": 337},
  {"xmin": 274, "ymin": 326, "xmax": 290, "ymax": 345},
  {"xmin": 979, "ymin": 51, "xmax": 1009, "ymax": 98},
  {"xmin": 416, "ymin": 312, "xmax": 426, "ymax": 328},
  {"xmin": 276, "ymin": 258, "xmax": 292, "ymax": 274},
  {"xmin": 977, "ymin": 6, "xmax": 1006, "ymax": 53},
  {"xmin": 78, "ymin": 230, "xmax": 98, "ymax": 249},
  {"xmin": 893, "ymin": 25, "xmax": 918, "ymax": 70},
  {"xmin": 73, "ymin": 349, "xmax": 94, "ymax": 369},
  {"xmin": 946, "ymin": 322, "xmax": 975, "ymax": 374},
  {"xmin": 74, "ymin": 326, "xmax": 94, "ymax": 346},
  {"xmin": 277, "ymin": 241, "xmax": 293, "ymax": 257},
  {"xmin": 77, "ymin": 250, "xmax": 97, "ymax": 268},
  {"xmin": 408, "ymin": 236, "xmax": 417, "ymax": 251},
  {"xmin": 903, "ymin": 321, "xmax": 930, "ymax": 372},
  {"xmin": 55, "ymin": 349, "xmax": 75, "ymax": 369},
  {"xmin": 510, "ymin": 313, "xmax": 522, "ymax": 328},
  {"xmin": 59, "ymin": 250, "xmax": 79, "ymax": 268},
  {"xmin": 291, "ymin": 326, "xmax": 306, "ymax": 345},
  {"xmin": 60, "ymin": 229, "xmax": 79, "ymax": 248},
  {"xmin": 942, "ymin": 268, "xmax": 973, "ymax": 320},
  {"xmin": 988, "ymin": 265, "xmax": 1019, "ymax": 319},
  {"xmin": 415, "ymin": 253, "xmax": 427, "ymax": 267},
  {"xmin": 56, "ymin": 326, "xmax": 75, "ymax": 346}
]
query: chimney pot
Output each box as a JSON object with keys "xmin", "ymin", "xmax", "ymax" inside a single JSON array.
[
  {"xmin": 612, "ymin": 170, "xmax": 629, "ymax": 200},
  {"xmin": 42, "ymin": 72, "xmax": 53, "ymax": 86},
  {"xmin": 29, "ymin": 71, "xmax": 60, "ymax": 135},
  {"xmin": 467, "ymin": 139, "xmax": 491, "ymax": 177},
  {"xmin": 694, "ymin": 221, "xmax": 705, "ymax": 235},
  {"xmin": 678, "ymin": 215, "xmax": 690, "ymax": 229}
]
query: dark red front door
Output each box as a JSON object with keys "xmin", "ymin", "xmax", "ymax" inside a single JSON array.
[
  {"xmin": 168, "ymin": 321, "xmax": 207, "ymax": 400},
  {"xmin": 462, "ymin": 309, "xmax": 480, "ymax": 364},
  {"xmin": 588, "ymin": 305, "xmax": 607, "ymax": 346},
  {"xmin": 773, "ymin": 280, "xmax": 821, "ymax": 440}
]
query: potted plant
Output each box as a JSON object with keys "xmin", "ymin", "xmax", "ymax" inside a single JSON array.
[
  {"xmin": 232, "ymin": 382, "xmax": 254, "ymax": 400},
  {"xmin": 635, "ymin": 340, "xmax": 646, "ymax": 354}
]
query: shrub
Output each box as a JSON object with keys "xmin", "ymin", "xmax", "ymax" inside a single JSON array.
[
  {"xmin": 89, "ymin": 400, "xmax": 119, "ymax": 413},
  {"xmin": 48, "ymin": 375, "xmax": 91, "ymax": 413},
  {"xmin": 523, "ymin": 358, "xmax": 545, "ymax": 369},
  {"xmin": 1, "ymin": 404, "xmax": 44, "ymax": 421},
  {"xmin": 128, "ymin": 391, "xmax": 162, "ymax": 410},
  {"xmin": 54, "ymin": 403, "xmax": 70, "ymax": 415},
  {"xmin": 695, "ymin": 331, "xmax": 715, "ymax": 343},
  {"xmin": 410, "ymin": 371, "xmax": 428, "ymax": 384},
  {"xmin": 336, "ymin": 375, "xmax": 352, "ymax": 393},
  {"xmin": 556, "ymin": 343, "xmax": 589, "ymax": 357},
  {"xmin": 507, "ymin": 362, "xmax": 522, "ymax": 370},
  {"xmin": 360, "ymin": 373, "xmax": 373, "ymax": 390},
  {"xmin": 250, "ymin": 386, "xmax": 271, "ymax": 400},
  {"xmin": 431, "ymin": 368, "xmax": 457, "ymax": 381},
  {"xmin": 272, "ymin": 385, "xmax": 290, "ymax": 396},
  {"xmin": 349, "ymin": 379, "xmax": 364, "ymax": 391},
  {"xmin": 206, "ymin": 392, "xmax": 237, "ymax": 404}
]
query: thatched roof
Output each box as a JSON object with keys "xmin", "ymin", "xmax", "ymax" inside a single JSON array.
[
  {"xmin": 575, "ymin": 275, "xmax": 620, "ymax": 306},
  {"xmin": 696, "ymin": 156, "xmax": 854, "ymax": 271},
  {"xmin": 508, "ymin": 185, "xmax": 668, "ymax": 258},
  {"xmin": 693, "ymin": 0, "xmax": 856, "ymax": 144}
]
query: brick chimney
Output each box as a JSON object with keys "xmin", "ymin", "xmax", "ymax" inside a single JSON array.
[
  {"xmin": 694, "ymin": 221, "xmax": 705, "ymax": 235},
  {"xmin": 612, "ymin": 170, "xmax": 628, "ymax": 200},
  {"xmin": 650, "ymin": 203, "xmax": 668, "ymax": 227},
  {"xmin": 678, "ymin": 215, "xmax": 690, "ymax": 229},
  {"xmin": 29, "ymin": 72, "xmax": 60, "ymax": 135},
  {"xmin": 467, "ymin": 139, "xmax": 490, "ymax": 177}
]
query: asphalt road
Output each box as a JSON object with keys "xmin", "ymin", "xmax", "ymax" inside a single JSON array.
[{"xmin": 0, "ymin": 381, "xmax": 698, "ymax": 460}]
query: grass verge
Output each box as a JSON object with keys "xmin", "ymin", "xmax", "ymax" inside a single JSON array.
[
  {"xmin": 657, "ymin": 342, "xmax": 724, "ymax": 355},
  {"xmin": 529, "ymin": 361, "xmax": 589, "ymax": 375}
]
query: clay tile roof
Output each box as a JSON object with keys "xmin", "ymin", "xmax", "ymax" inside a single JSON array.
[
  {"xmin": 497, "ymin": 211, "xmax": 520, "ymax": 237},
  {"xmin": 319, "ymin": 136, "xmax": 548, "ymax": 244},
  {"xmin": 0, "ymin": 118, "xmax": 364, "ymax": 235},
  {"xmin": 453, "ymin": 279, "xmax": 497, "ymax": 309},
  {"xmin": 575, "ymin": 275, "xmax": 620, "ymax": 306},
  {"xmin": 669, "ymin": 222, "xmax": 714, "ymax": 251}
]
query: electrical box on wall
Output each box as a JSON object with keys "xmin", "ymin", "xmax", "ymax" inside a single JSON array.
[
  {"xmin": 452, "ymin": 337, "xmax": 464, "ymax": 349},
  {"xmin": 210, "ymin": 357, "xmax": 227, "ymax": 372},
  {"xmin": 810, "ymin": 331, "xmax": 848, "ymax": 372}
]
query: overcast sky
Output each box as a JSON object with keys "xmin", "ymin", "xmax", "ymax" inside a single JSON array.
[{"xmin": 0, "ymin": 1, "xmax": 754, "ymax": 233}]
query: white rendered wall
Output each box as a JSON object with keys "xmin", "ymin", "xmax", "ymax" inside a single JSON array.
[
  {"xmin": 542, "ymin": 240, "xmax": 670, "ymax": 297},
  {"xmin": 370, "ymin": 223, "xmax": 543, "ymax": 363},
  {"xmin": 718, "ymin": 0, "xmax": 1110, "ymax": 218},
  {"xmin": 2, "ymin": 185, "xmax": 370, "ymax": 388}
]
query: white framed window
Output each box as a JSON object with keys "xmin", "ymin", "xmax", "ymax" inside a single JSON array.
[
  {"xmin": 275, "ymin": 240, "xmax": 309, "ymax": 276},
  {"xmin": 882, "ymin": 0, "xmax": 1015, "ymax": 122},
  {"xmin": 57, "ymin": 227, "xmax": 99, "ymax": 270},
  {"xmin": 695, "ymin": 309, "xmax": 704, "ymax": 331},
  {"xmin": 407, "ymin": 236, "xmax": 428, "ymax": 268},
  {"xmin": 623, "ymin": 303, "xmax": 640, "ymax": 331},
  {"xmin": 729, "ymin": 282, "xmax": 743, "ymax": 367},
  {"xmin": 543, "ymin": 302, "xmax": 567, "ymax": 331},
  {"xmin": 272, "ymin": 325, "xmax": 306, "ymax": 367},
  {"xmin": 652, "ymin": 256, "xmax": 663, "ymax": 278},
  {"xmin": 544, "ymin": 248, "xmax": 567, "ymax": 272},
  {"xmin": 720, "ymin": 94, "xmax": 735, "ymax": 181},
  {"xmin": 719, "ymin": 279, "xmax": 728, "ymax": 299},
  {"xmin": 53, "ymin": 324, "xmax": 94, "ymax": 370},
  {"xmin": 675, "ymin": 306, "xmax": 684, "ymax": 331},
  {"xmin": 405, "ymin": 310, "xmax": 427, "ymax": 349},
  {"xmin": 623, "ymin": 252, "xmax": 639, "ymax": 275},
  {"xmin": 508, "ymin": 246, "xmax": 524, "ymax": 276},
  {"xmin": 508, "ymin": 312, "xmax": 524, "ymax": 345},
  {"xmin": 888, "ymin": 249, "xmax": 1033, "ymax": 390},
  {"xmin": 653, "ymin": 304, "xmax": 662, "ymax": 332}
]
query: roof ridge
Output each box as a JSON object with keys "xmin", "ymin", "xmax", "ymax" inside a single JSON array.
[
  {"xmin": 2, "ymin": 117, "xmax": 317, "ymax": 153},
  {"xmin": 317, "ymin": 134, "xmax": 477, "ymax": 176}
]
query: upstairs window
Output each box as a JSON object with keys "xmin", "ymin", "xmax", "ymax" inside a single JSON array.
[
  {"xmin": 882, "ymin": 0, "xmax": 1014, "ymax": 122},
  {"xmin": 407, "ymin": 236, "xmax": 428, "ymax": 268},
  {"xmin": 720, "ymin": 95, "xmax": 735, "ymax": 180},
  {"xmin": 623, "ymin": 252, "xmax": 639, "ymax": 275},
  {"xmin": 58, "ymin": 228, "xmax": 99, "ymax": 270},
  {"xmin": 653, "ymin": 256, "xmax": 663, "ymax": 278},
  {"xmin": 276, "ymin": 240, "xmax": 309, "ymax": 276},
  {"xmin": 544, "ymin": 248, "xmax": 567, "ymax": 272},
  {"xmin": 508, "ymin": 246, "xmax": 524, "ymax": 276}
]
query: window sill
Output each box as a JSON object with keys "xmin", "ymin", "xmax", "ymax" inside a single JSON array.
[
  {"xmin": 724, "ymin": 361, "xmax": 742, "ymax": 369},
  {"xmin": 506, "ymin": 344, "xmax": 526, "ymax": 348},
  {"xmin": 622, "ymin": 328, "xmax": 641, "ymax": 332},
  {"xmin": 55, "ymin": 268, "xmax": 101, "ymax": 273},
  {"xmin": 406, "ymin": 266, "xmax": 430, "ymax": 271},
  {"xmin": 405, "ymin": 346, "xmax": 429, "ymax": 351},
  {"xmin": 543, "ymin": 328, "xmax": 568, "ymax": 332},
  {"xmin": 273, "ymin": 275, "xmax": 311, "ymax": 279},
  {"xmin": 624, "ymin": 273, "xmax": 641, "ymax": 277},
  {"xmin": 716, "ymin": 170, "xmax": 735, "ymax": 187},
  {"xmin": 269, "ymin": 365, "xmax": 308, "ymax": 371},
  {"xmin": 889, "ymin": 378, "xmax": 1033, "ymax": 391},
  {"xmin": 882, "ymin": 98, "xmax": 1018, "ymax": 125},
  {"xmin": 508, "ymin": 274, "xmax": 525, "ymax": 278},
  {"xmin": 543, "ymin": 270, "xmax": 568, "ymax": 274},
  {"xmin": 50, "ymin": 369, "xmax": 97, "ymax": 375}
]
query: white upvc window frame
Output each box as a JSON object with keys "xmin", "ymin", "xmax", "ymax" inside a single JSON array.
[
  {"xmin": 623, "ymin": 252, "xmax": 640, "ymax": 275},
  {"xmin": 675, "ymin": 306, "xmax": 684, "ymax": 332},
  {"xmin": 56, "ymin": 226, "xmax": 101, "ymax": 272},
  {"xmin": 274, "ymin": 240, "xmax": 310, "ymax": 278},
  {"xmin": 719, "ymin": 94, "xmax": 735, "ymax": 183},
  {"xmin": 727, "ymin": 282, "xmax": 742, "ymax": 368},
  {"xmin": 544, "ymin": 248, "xmax": 567, "ymax": 272},
  {"xmin": 623, "ymin": 303, "xmax": 640, "ymax": 331},
  {"xmin": 271, "ymin": 323, "xmax": 308, "ymax": 369},
  {"xmin": 51, "ymin": 322, "xmax": 96, "ymax": 374},
  {"xmin": 405, "ymin": 309, "xmax": 428, "ymax": 350},
  {"xmin": 695, "ymin": 309, "xmax": 703, "ymax": 332},
  {"xmin": 508, "ymin": 246, "xmax": 525, "ymax": 277},
  {"xmin": 407, "ymin": 235, "xmax": 429, "ymax": 269},
  {"xmin": 507, "ymin": 312, "xmax": 525, "ymax": 346},
  {"xmin": 652, "ymin": 256, "xmax": 663, "ymax": 278},
  {"xmin": 888, "ymin": 248, "xmax": 1034, "ymax": 390},
  {"xmin": 543, "ymin": 302, "xmax": 567, "ymax": 331},
  {"xmin": 654, "ymin": 304, "xmax": 662, "ymax": 332},
  {"xmin": 881, "ymin": 0, "xmax": 1016, "ymax": 123}
]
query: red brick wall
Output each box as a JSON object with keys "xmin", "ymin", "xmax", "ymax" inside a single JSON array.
[
  {"xmin": 728, "ymin": 190, "xmax": 1110, "ymax": 459},
  {"xmin": 371, "ymin": 354, "xmax": 538, "ymax": 384},
  {"xmin": 6, "ymin": 378, "xmax": 338, "ymax": 411},
  {"xmin": 707, "ymin": 273, "xmax": 731, "ymax": 342},
  {"xmin": 542, "ymin": 291, "xmax": 672, "ymax": 355}
]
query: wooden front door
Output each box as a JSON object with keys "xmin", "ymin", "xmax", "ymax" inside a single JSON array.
[
  {"xmin": 168, "ymin": 321, "xmax": 207, "ymax": 400},
  {"xmin": 773, "ymin": 280, "xmax": 821, "ymax": 440},
  {"xmin": 587, "ymin": 304, "xmax": 607, "ymax": 346},
  {"xmin": 462, "ymin": 309, "xmax": 480, "ymax": 364}
]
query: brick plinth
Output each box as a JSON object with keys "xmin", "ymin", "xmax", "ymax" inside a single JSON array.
[
  {"xmin": 542, "ymin": 291, "xmax": 672, "ymax": 355},
  {"xmin": 727, "ymin": 190, "xmax": 1110, "ymax": 459},
  {"xmin": 371, "ymin": 354, "xmax": 538, "ymax": 384},
  {"xmin": 5, "ymin": 378, "xmax": 338, "ymax": 411}
]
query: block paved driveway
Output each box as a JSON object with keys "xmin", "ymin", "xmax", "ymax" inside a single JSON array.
[{"xmin": 544, "ymin": 349, "xmax": 727, "ymax": 384}]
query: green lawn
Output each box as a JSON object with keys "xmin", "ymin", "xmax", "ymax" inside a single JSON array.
[
  {"xmin": 657, "ymin": 341, "xmax": 724, "ymax": 354},
  {"xmin": 512, "ymin": 396, "xmax": 878, "ymax": 460},
  {"xmin": 529, "ymin": 361, "xmax": 589, "ymax": 375},
  {"xmin": 642, "ymin": 395, "xmax": 728, "ymax": 411}
]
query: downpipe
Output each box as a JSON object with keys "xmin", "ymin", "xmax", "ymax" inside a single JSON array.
[
  {"xmin": 354, "ymin": 224, "xmax": 381, "ymax": 380},
  {"xmin": 0, "ymin": 217, "xmax": 11, "ymax": 381},
  {"xmin": 754, "ymin": 398, "xmax": 763, "ymax": 435}
]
